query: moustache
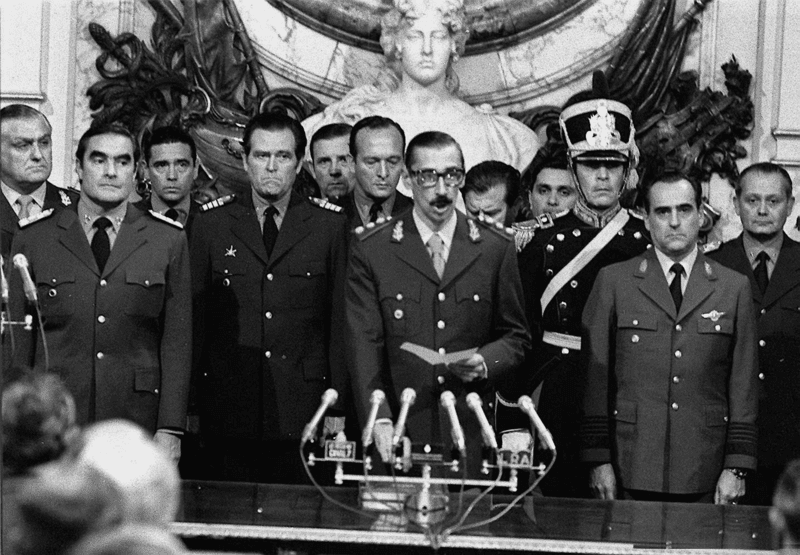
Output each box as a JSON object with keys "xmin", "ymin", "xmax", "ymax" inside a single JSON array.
[{"xmin": 431, "ymin": 196, "xmax": 452, "ymax": 209}]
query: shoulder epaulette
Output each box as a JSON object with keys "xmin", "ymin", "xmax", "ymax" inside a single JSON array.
[
  {"xmin": 18, "ymin": 208, "xmax": 54, "ymax": 228},
  {"xmin": 148, "ymin": 210, "xmax": 184, "ymax": 229},
  {"xmin": 702, "ymin": 240, "xmax": 722, "ymax": 254},
  {"xmin": 475, "ymin": 214, "xmax": 514, "ymax": 241},
  {"xmin": 354, "ymin": 215, "xmax": 394, "ymax": 241},
  {"xmin": 627, "ymin": 208, "xmax": 645, "ymax": 220},
  {"xmin": 199, "ymin": 194, "xmax": 236, "ymax": 212},
  {"xmin": 309, "ymin": 196, "xmax": 343, "ymax": 213}
]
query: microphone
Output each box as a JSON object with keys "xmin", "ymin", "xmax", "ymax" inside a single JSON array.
[
  {"xmin": 13, "ymin": 254, "xmax": 38, "ymax": 303},
  {"xmin": 518, "ymin": 395, "xmax": 555, "ymax": 451},
  {"xmin": 1, "ymin": 255, "xmax": 8, "ymax": 304},
  {"xmin": 361, "ymin": 389, "xmax": 386, "ymax": 448},
  {"xmin": 466, "ymin": 392, "xmax": 498, "ymax": 450},
  {"xmin": 392, "ymin": 388, "xmax": 416, "ymax": 447},
  {"xmin": 301, "ymin": 389, "xmax": 338, "ymax": 444},
  {"xmin": 440, "ymin": 391, "xmax": 465, "ymax": 456}
]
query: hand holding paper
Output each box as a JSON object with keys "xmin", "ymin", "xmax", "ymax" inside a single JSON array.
[{"xmin": 399, "ymin": 342, "xmax": 484, "ymax": 381}]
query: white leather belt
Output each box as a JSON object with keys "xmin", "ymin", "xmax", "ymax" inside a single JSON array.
[{"xmin": 542, "ymin": 331, "xmax": 581, "ymax": 351}]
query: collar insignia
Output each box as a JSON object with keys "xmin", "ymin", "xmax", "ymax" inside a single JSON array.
[
  {"xmin": 59, "ymin": 190, "xmax": 72, "ymax": 206},
  {"xmin": 702, "ymin": 310, "xmax": 725, "ymax": 322},
  {"xmin": 391, "ymin": 220, "xmax": 403, "ymax": 242},
  {"xmin": 468, "ymin": 219, "xmax": 481, "ymax": 242},
  {"xmin": 638, "ymin": 259, "xmax": 648, "ymax": 273},
  {"xmin": 225, "ymin": 245, "xmax": 237, "ymax": 257}
]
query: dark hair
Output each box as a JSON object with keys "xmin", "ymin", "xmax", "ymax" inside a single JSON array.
[
  {"xmin": 522, "ymin": 123, "xmax": 569, "ymax": 194},
  {"xmin": 349, "ymin": 116, "xmax": 406, "ymax": 159},
  {"xmin": 242, "ymin": 112, "xmax": 306, "ymax": 160},
  {"xmin": 641, "ymin": 170, "xmax": 702, "ymax": 212},
  {"xmin": 0, "ymin": 104, "xmax": 51, "ymax": 129},
  {"xmin": 76, "ymin": 124, "xmax": 140, "ymax": 165},
  {"xmin": 737, "ymin": 162, "xmax": 793, "ymax": 198},
  {"xmin": 310, "ymin": 123, "xmax": 352, "ymax": 161},
  {"xmin": 463, "ymin": 161, "xmax": 520, "ymax": 207},
  {"xmin": 406, "ymin": 131, "xmax": 464, "ymax": 170},
  {"xmin": 143, "ymin": 126, "xmax": 196, "ymax": 163}
]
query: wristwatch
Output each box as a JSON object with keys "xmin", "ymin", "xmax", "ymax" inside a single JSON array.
[{"xmin": 726, "ymin": 467, "xmax": 749, "ymax": 480}]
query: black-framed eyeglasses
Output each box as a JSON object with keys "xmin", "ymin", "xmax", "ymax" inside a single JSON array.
[{"xmin": 411, "ymin": 168, "xmax": 465, "ymax": 188}]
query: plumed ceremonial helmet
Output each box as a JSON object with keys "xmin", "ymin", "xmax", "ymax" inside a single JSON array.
[{"xmin": 559, "ymin": 71, "xmax": 636, "ymax": 163}]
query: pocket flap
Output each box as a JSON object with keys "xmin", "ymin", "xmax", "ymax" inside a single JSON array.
[
  {"xmin": 134, "ymin": 368, "xmax": 160, "ymax": 392},
  {"xmin": 618, "ymin": 313, "xmax": 658, "ymax": 331},
  {"xmin": 36, "ymin": 273, "xmax": 75, "ymax": 287},
  {"xmin": 289, "ymin": 260, "xmax": 325, "ymax": 277},
  {"xmin": 126, "ymin": 271, "xmax": 166, "ymax": 288},
  {"xmin": 613, "ymin": 399, "xmax": 637, "ymax": 423},
  {"xmin": 380, "ymin": 280, "xmax": 420, "ymax": 302},
  {"xmin": 455, "ymin": 281, "xmax": 490, "ymax": 303}
]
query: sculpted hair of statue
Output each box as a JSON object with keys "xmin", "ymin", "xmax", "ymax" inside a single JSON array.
[{"xmin": 378, "ymin": 0, "xmax": 469, "ymax": 94}]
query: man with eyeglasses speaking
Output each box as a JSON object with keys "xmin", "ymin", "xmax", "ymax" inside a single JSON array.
[{"xmin": 345, "ymin": 131, "xmax": 530, "ymax": 477}]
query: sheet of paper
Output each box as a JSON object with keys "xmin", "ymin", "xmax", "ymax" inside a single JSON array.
[{"xmin": 399, "ymin": 342, "xmax": 478, "ymax": 365}]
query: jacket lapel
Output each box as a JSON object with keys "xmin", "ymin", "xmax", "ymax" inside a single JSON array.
[
  {"xmin": 394, "ymin": 211, "xmax": 441, "ymax": 285},
  {"xmin": 229, "ymin": 196, "xmax": 269, "ymax": 266},
  {"xmin": 762, "ymin": 235, "xmax": 800, "ymax": 309},
  {"xmin": 56, "ymin": 209, "xmax": 99, "ymax": 275},
  {"xmin": 102, "ymin": 204, "xmax": 148, "ymax": 277},
  {"xmin": 268, "ymin": 192, "xmax": 311, "ymax": 269},
  {"xmin": 728, "ymin": 235, "xmax": 763, "ymax": 306},
  {"xmin": 636, "ymin": 250, "xmax": 677, "ymax": 319},
  {"xmin": 677, "ymin": 253, "xmax": 716, "ymax": 322},
  {"xmin": 439, "ymin": 213, "xmax": 481, "ymax": 290}
]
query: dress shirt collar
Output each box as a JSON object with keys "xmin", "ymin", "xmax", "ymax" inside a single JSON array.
[
  {"xmin": 413, "ymin": 207, "xmax": 457, "ymax": 259},
  {"xmin": 251, "ymin": 188, "xmax": 292, "ymax": 227},
  {"xmin": 149, "ymin": 193, "xmax": 191, "ymax": 222},
  {"xmin": 78, "ymin": 199, "xmax": 127, "ymax": 234},
  {"xmin": 742, "ymin": 232, "xmax": 783, "ymax": 268},
  {"xmin": 353, "ymin": 186, "xmax": 396, "ymax": 225},
  {"xmin": 2, "ymin": 181, "xmax": 47, "ymax": 215},
  {"xmin": 654, "ymin": 244, "xmax": 698, "ymax": 291}
]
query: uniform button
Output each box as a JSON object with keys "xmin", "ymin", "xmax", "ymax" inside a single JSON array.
[
  {"xmin": 631, "ymin": 334, "xmax": 639, "ymax": 343},
  {"xmin": 559, "ymin": 301, "xmax": 567, "ymax": 309},
  {"xmin": 437, "ymin": 320, "xmax": 445, "ymax": 329},
  {"xmin": 99, "ymin": 279, "xmax": 107, "ymax": 287},
  {"xmin": 437, "ymin": 376, "xmax": 445, "ymax": 384},
  {"xmin": 573, "ymin": 229, "xmax": 581, "ymax": 237},
  {"xmin": 723, "ymin": 416, "xmax": 729, "ymax": 422},
  {"xmin": 473, "ymin": 294, "xmax": 480, "ymax": 302},
  {"xmin": 265, "ymin": 312, "xmax": 273, "ymax": 319},
  {"xmin": 545, "ymin": 269, "xmax": 554, "ymax": 277},
  {"xmin": 634, "ymin": 231, "xmax": 642, "ymax": 239},
  {"xmin": 674, "ymin": 350, "xmax": 682, "ymax": 358},
  {"xmin": 632, "ymin": 319, "xmax": 638, "ymax": 326},
  {"xmin": 570, "ymin": 280, "xmax": 578, "ymax": 288},
  {"xmin": 613, "ymin": 409, "xmax": 618, "ymax": 416},
  {"xmin": 48, "ymin": 289, "xmax": 57, "ymax": 297},
  {"xmin": 758, "ymin": 372, "xmax": 765, "ymax": 380},
  {"xmin": 675, "ymin": 324, "xmax": 682, "ymax": 331},
  {"xmin": 546, "ymin": 244, "xmax": 555, "ymax": 253},
  {"xmin": 671, "ymin": 402, "xmax": 678, "ymax": 410},
  {"xmin": 715, "ymin": 324, "xmax": 721, "ymax": 331},
  {"xmin": 51, "ymin": 278, "xmax": 57, "ymax": 283},
  {"xmin": 760, "ymin": 309, "xmax": 766, "ymax": 315},
  {"xmin": 97, "ymin": 315, "xmax": 106, "ymax": 323},
  {"xmin": 222, "ymin": 278, "xmax": 230, "ymax": 287},
  {"xmin": 672, "ymin": 376, "xmax": 680, "ymax": 384},
  {"xmin": 556, "ymin": 233, "xmax": 564, "ymax": 241},
  {"xmin": 144, "ymin": 279, "xmax": 150, "ymax": 286},
  {"xmin": 561, "ymin": 348, "xmax": 570, "ymax": 355},
  {"xmin": 394, "ymin": 309, "xmax": 404, "ymax": 319},
  {"xmin": 617, "ymin": 230, "xmax": 625, "ymax": 236},
  {"xmin": 438, "ymin": 348, "xmax": 446, "ymax": 355},
  {"xmin": 154, "ymin": 388, "xmax": 159, "ymax": 394},
  {"xmin": 265, "ymin": 351, "xmax": 271, "ymax": 358},
  {"xmin": 438, "ymin": 292, "xmax": 445, "ymax": 301},
  {"xmin": 759, "ymin": 340, "xmax": 766, "ymax": 347},
  {"xmin": 396, "ymin": 293, "xmax": 403, "ymax": 301},
  {"xmin": 267, "ymin": 273, "xmax": 274, "ymax": 281},
  {"xmin": 96, "ymin": 352, "xmax": 104, "ymax": 360}
]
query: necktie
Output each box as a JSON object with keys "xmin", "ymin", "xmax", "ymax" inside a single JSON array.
[
  {"xmin": 754, "ymin": 251, "xmax": 770, "ymax": 296},
  {"xmin": 368, "ymin": 201, "xmax": 383, "ymax": 223},
  {"xmin": 164, "ymin": 208, "xmax": 180, "ymax": 222},
  {"xmin": 16, "ymin": 195, "xmax": 34, "ymax": 220},
  {"xmin": 428, "ymin": 233, "xmax": 445, "ymax": 279},
  {"xmin": 91, "ymin": 217, "xmax": 112, "ymax": 273},
  {"xmin": 262, "ymin": 206, "xmax": 279, "ymax": 257},
  {"xmin": 669, "ymin": 262, "xmax": 684, "ymax": 311}
]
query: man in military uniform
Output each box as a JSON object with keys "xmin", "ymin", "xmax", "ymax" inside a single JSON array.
[
  {"xmin": 8, "ymin": 123, "xmax": 191, "ymax": 462},
  {"xmin": 135, "ymin": 126, "xmax": 200, "ymax": 231},
  {"xmin": 581, "ymin": 172, "xmax": 757, "ymax": 503},
  {"xmin": 190, "ymin": 112, "xmax": 347, "ymax": 483},
  {"xmin": 516, "ymin": 87, "xmax": 650, "ymax": 497},
  {"xmin": 346, "ymin": 131, "xmax": 530, "ymax": 476},
  {"xmin": 707, "ymin": 162, "xmax": 800, "ymax": 505},
  {"xmin": 1, "ymin": 104, "xmax": 78, "ymax": 261},
  {"xmin": 309, "ymin": 123, "xmax": 355, "ymax": 204}
]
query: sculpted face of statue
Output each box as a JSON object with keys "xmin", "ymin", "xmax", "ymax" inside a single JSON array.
[{"xmin": 397, "ymin": 9, "xmax": 453, "ymax": 88}]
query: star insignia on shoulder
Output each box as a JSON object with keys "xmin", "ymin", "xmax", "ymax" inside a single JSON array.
[
  {"xmin": 392, "ymin": 220, "xmax": 404, "ymax": 242},
  {"xmin": 148, "ymin": 210, "xmax": 183, "ymax": 229},
  {"xmin": 225, "ymin": 245, "xmax": 237, "ymax": 257},
  {"xmin": 468, "ymin": 219, "xmax": 481, "ymax": 242},
  {"xmin": 308, "ymin": 196, "xmax": 343, "ymax": 213},
  {"xmin": 59, "ymin": 190, "xmax": 72, "ymax": 206},
  {"xmin": 18, "ymin": 208, "xmax": 54, "ymax": 228}
]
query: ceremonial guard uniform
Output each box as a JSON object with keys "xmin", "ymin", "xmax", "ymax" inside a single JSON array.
[
  {"xmin": 190, "ymin": 191, "xmax": 347, "ymax": 475},
  {"xmin": 346, "ymin": 209, "xmax": 530, "ymax": 475},
  {"xmin": 8, "ymin": 204, "xmax": 191, "ymax": 433}
]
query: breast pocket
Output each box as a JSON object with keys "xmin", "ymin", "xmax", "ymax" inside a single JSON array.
[
  {"xmin": 455, "ymin": 282, "xmax": 492, "ymax": 341},
  {"xmin": 380, "ymin": 281, "xmax": 421, "ymax": 337},
  {"xmin": 36, "ymin": 273, "xmax": 75, "ymax": 322},
  {"xmin": 125, "ymin": 271, "xmax": 165, "ymax": 318},
  {"xmin": 288, "ymin": 260, "xmax": 326, "ymax": 308},
  {"xmin": 616, "ymin": 313, "xmax": 659, "ymax": 355}
]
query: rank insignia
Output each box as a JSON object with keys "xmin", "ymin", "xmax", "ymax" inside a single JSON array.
[
  {"xmin": 468, "ymin": 219, "xmax": 481, "ymax": 242},
  {"xmin": 225, "ymin": 245, "xmax": 237, "ymax": 257},
  {"xmin": 392, "ymin": 221, "xmax": 404, "ymax": 242},
  {"xmin": 59, "ymin": 190, "xmax": 72, "ymax": 206},
  {"xmin": 702, "ymin": 310, "xmax": 725, "ymax": 322},
  {"xmin": 638, "ymin": 259, "xmax": 648, "ymax": 273}
]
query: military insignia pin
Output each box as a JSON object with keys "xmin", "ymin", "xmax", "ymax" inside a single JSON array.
[
  {"xmin": 225, "ymin": 245, "xmax": 237, "ymax": 257},
  {"xmin": 701, "ymin": 310, "xmax": 725, "ymax": 322},
  {"xmin": 392, "ymin": 221, "xmax": 403, "ymax": 242},
  {"xmin": 468, "ymin": 219, "xmax": 481, "ymax": 242},
  {"xmin": 59, "ymin": 190, "xmax": 72, "ymax": 206},
  {"xmin": 586, "ymin": 100, "xmax": 620, "ymax": 148}
]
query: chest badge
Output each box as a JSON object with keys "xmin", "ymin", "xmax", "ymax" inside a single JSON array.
[
  {"xmin": 701, "ymin": 310, "xmax": 725, "ymax": 322},
  {"xmin": 225, "ymin": 245, "xmax": 237, "ymax": 257}
]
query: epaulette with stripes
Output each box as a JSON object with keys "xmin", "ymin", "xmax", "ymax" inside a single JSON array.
[
  {"xmin": 354, "ymin": 215, "xmax": 394, "ymax": 241},
  {"xmin": 148, "ymin": 210, "xmax": 184, "ymax": 229},
  {"xmin": 18, "ymin": 208, "xmax": 54, "ymax": 228},
  {"xmin": 199, "ymin": 194, "xmax": 236, "ymax": 212},
  {"xmin": 475, "ymin": 213, "xmax": 514, "ymax": 241},
  {"xmin": 309, "ymin": 196, "xmax": 343, "ymax": 213},
  {"xmin": 702, "ymin": 240, "xmax": 722, "ymax": 254},
  {"xmin": 512, "ymin": 212, "xmax": 556, "ymax": 252}
]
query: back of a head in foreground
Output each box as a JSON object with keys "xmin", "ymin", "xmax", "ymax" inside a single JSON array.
[
  {"xmin": 772, "ymin": 460, "xmax": 800, "ymax": 548},
  {"xmin": 73, "ymin": 419, "xmax": 180, "ymax": 525},
  {"xmin": 67, "ymin": 524, "xmax": 189, "ymax": 555}
]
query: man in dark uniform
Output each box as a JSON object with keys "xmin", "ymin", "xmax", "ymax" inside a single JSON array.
[
  {"xmin": 340, "ymin": 116, "xmax": 413, "ymax": 231},
  {"xmin": 309, "ymin": 123, "xmax": 355, "ymax": 204},
  {"xmin": 346, "ymin": 131, "xmax": 530, "ymax": 476},
  {"xmin": 8, "ymin": 123, "xmax": 191, "ymax": 463},
  {"xmin": 581, "ymin": 172, "xmax": 758, "ymax": 503},
  {"xmin": 707, "ymin": 162, "xmax": 800, "ymax": 505},
  {"xmin": 135, "ymin": 126, "xmax": 200, "ymax": 231},
  {"xmin": 1, "ymin": 104, "xmax": 78, "ymax": 261},
  {"xmin": 190, "ymin": 112, "xmax": 348, "ymax": 483},
  {"xmin": 516, "ymin": 89, "xmax": 650, "ymax": 497}
]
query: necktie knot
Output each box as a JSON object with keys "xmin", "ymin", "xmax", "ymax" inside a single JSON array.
[
  {"xmin": 756, "ymin": 251, "xmax": 770, "ymax": 264},
  {"xmin": 164, "ymin": 208, "xmax": 180, "ymax": 222},
  {"xmin": 368, "ymin": 201, "xmax": 383, "ymax": 223},
  {"xmin": 428, "ymin": 234, "xmax": 445, "ymax": 279},
  {"xmin": 265, "ymin": 205, "xmax": 279, "ymax": 218},
  {"xmin": 94, "ymin": 216, "xmax": 112, "ymax": 230},
  {"xmin": 16, "ymin": 195, "xmax": 35, "ymax": 219},
  {"xmin": 670, "ymin": 263, "xmax": 684, "ymax": 278}
]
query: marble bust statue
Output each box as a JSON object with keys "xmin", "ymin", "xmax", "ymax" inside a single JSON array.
[{"xmin": 303, "ymin": 0, "xmax": 539, "ymax": 181}]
